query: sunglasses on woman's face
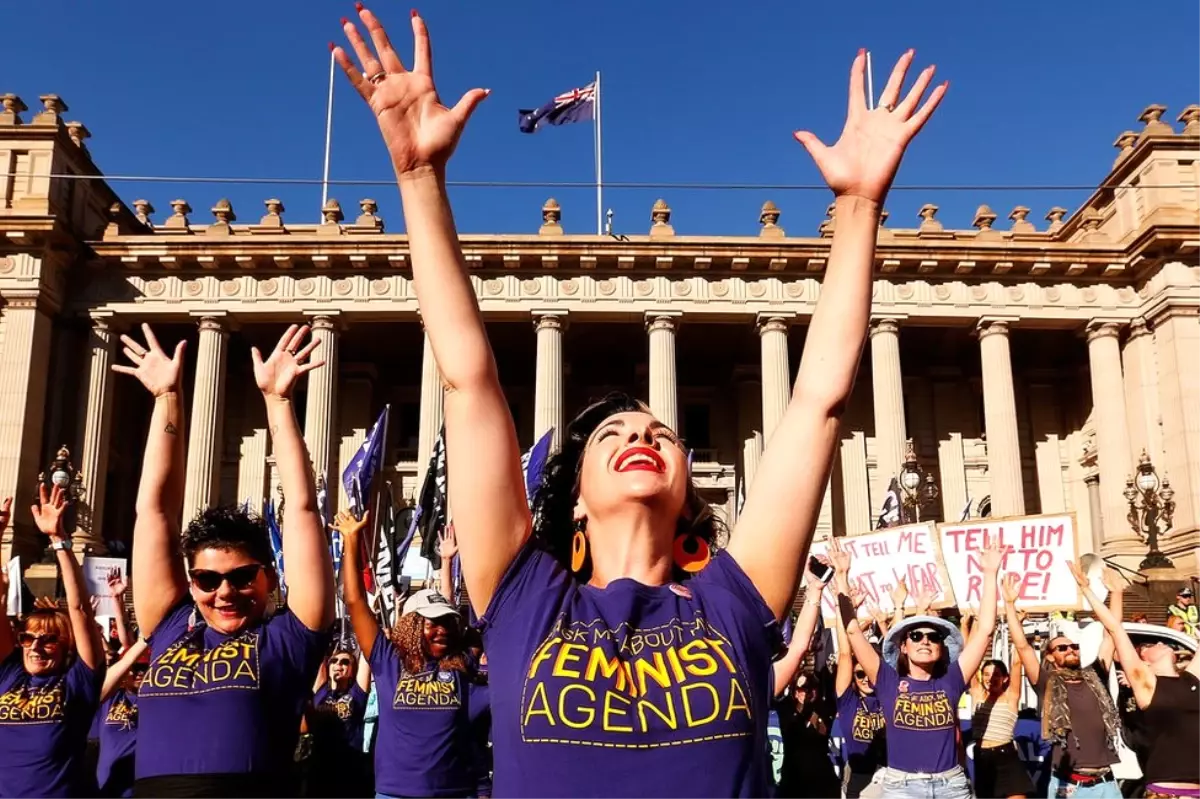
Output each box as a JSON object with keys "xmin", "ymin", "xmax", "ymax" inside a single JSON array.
[
  {"xmin": 189, "ymin": 564, "xmax": 264, "ymax": 593},
  {"xmin": 18, "ymin": 632, "xmax": 60, "ymax": 649},
  {"xmin": 906, "ymin": 629, "xmax": 945, "ymax": 645},
  {"xmin": 329, "ymin": 657, "xmax": 353, "ymax": 667},
  {"xmin": 853, "ymin": 669, "xmax": 868, "ymax": 680},
  {"xmin": 1051, "ymin": 643, "xmax": 1080, "ymax": 654}
]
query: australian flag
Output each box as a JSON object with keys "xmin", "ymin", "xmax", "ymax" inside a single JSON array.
[
  {"xmin": 518, "ymin": 82, "xmax": 595, "ymax": 133},
  {"xmin": 265, "ymin": 497, "xmax": 286, "ymax": 598},
  {"xmin": 521, "ymin": 428, "xmax": 554, "ymax": 508},
  {"xmin": 343, "ymin": 406, "xmax": 389, "ymax": 518}
]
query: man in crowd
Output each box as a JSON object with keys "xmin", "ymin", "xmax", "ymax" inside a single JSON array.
[
  {"xmin": 1002, "ymin": 576, "xmax": 1124, "ymax": 798},
  {"xmin": 1167, "ymin": 587, "xmax": 1197, "ymax": 638}
]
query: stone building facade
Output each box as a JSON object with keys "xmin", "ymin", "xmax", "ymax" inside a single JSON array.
[{"xmin": 1, "ymin": 92, "xmax": 1198, "ymax": 588}]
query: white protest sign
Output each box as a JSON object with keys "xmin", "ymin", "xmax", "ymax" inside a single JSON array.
[
  {"xmin": 937, "ymin": 512, "xmax": 1081, "ymax": 611},
  {"xmin": 82, "ymin": 556, "xmax": 127, "ymax": 617},
  {"xmin": 5, "ymin": 556, "xmax": 20, "ymax": 616},
  {"xmin": 810, "ymin": 522, "xmax": 954, "ymax": 616}
]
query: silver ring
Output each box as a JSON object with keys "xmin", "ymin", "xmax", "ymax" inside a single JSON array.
[
  {"xmin": 882, "ymin": 102, "xmax": 895, "ymax": 112},
  {"xmin": 367, "ymin": 70, "xmax": 387, "ymax": 85}
]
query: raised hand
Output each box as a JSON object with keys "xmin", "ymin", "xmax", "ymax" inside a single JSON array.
[
  {"xmin": 1100, "ymin": 567, "xmax": 1125, "ymax": 595},
  {"xmin": 334, "ymin": 6, "xmax": 489, "ymax": 176},
  {"xmin": 439, "ymin": 524, "xmax": 458, "ymax": 560},
  {"xmin": 1001, "ymin": 573, "xmax": 1021, "ymax": 605},
  {"xmin": 33, "ymin": 596, "xmax": 57, "ymax": 610},
  {"xmin": 827, "ymin": 538, "xmax": 852, "ymax": 575},
  {"xmin": 31, "ymin": 484, "xmax": 67, "ymax": 540},
  {"xmin": 890, "ymin": 576, "xmax": 910, "ymax": 610},
  {"xmin": 252, "ymin": 325, "xmax": 325, "ymax": 400},
  {"xmin": 112, "ymin": 323, "xmax": 186, "ymax": 397},
  {"xmin": 795, "ymin": 50, "xmax": 946, "ymax": 204},
  {"xmin": 914, "ymin": 587, "xmax": 936, "ymax": 616},
  {"xmin": 106, "ymin": 568, "xmax": 128, "ymax": 599},
  {"xmin": 331, "ymin": 509, "xmax": 370, "ymax": 539},
  {"xmin": 980, "ymin": 539, "xmax": 1007, "ymax": 574},
  {"xmin": 1067, "ymin": 560, "xmax": 1090, "ymax": 589}
]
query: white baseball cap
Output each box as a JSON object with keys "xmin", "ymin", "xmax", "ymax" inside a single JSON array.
[{"xmin": 401, "ymin": 588, "xmax": 459, "ymax": 621}]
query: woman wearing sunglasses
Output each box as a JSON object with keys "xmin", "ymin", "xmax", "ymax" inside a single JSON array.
[
  {"xmin": 0, "ymin": 487, "xmax": 106, "ymax": 797},
  {"xmin": 827, "ymin": 537, "xmax": 1004, "ymax": 799},
  {"xmin": 332, "ymin": 5, "xmax": 945, "ymax": 794},
  {"xmin": 95, "ymin": 640, "xmax": 150, "ymax": 798},
  {"xmin": 831, "ymin": 586, "xmax": 887, "ymax": 798},
  {"xmin": 115, "ymin": 323, "xmax": 335, "ymax": 797},
  {"xmin": 304, "ymin": 644, "xmax": 372, "ymax": 798},
  {"xmin": 334, "ymin": 510, "xmax": 482, "ymax": 799}
]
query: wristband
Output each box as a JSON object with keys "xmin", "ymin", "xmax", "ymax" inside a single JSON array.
[{"xmin": 49, "ymin": 539, "xmax": 72, "ymax": 552}]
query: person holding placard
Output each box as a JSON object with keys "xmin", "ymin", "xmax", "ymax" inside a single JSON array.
[
  {"xmin": 1067, "ymin": 561, "xmax": 1199, "ymax": 799},
  {"xmin": 832, "ymin": 586, "xmax": 887, "ymax": 798},
  {"xmin": 1001, "ymin": 571, "xmax": 1123, "ymax": 799},
  {"xmin": 827, "ymin": 536, "xmax": 1004, "ymax": 799}
]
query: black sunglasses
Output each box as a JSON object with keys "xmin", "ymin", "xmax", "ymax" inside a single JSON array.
[
  {"xmin": 189, "ymin": 564, "xmax": 264, "ymax": 593},
  {"xmin": 329, "ymin": 657, "xmax": 354, "ymax": 666},
  {"xmin": 1051, "ymin": 643, "xmax": 1080, "ymax": 654},
  {"xmin": 906, "ymin": 629, "xmax": 945, "ymax": 644},
  {"xmin": 853, "ymin": 669, "xmax": 868, "ymax": 679}
]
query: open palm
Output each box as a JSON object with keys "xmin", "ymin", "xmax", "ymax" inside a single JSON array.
[
  {"xmin": 795, "ymin": 50, "xmax": 946, "ymax": 204},
  {"xmin": 334, "ymin": 7, "xmax": 488, "ymax": 175},
  {"xmin": 252, "ymin": 325, "xmax": 324, "ymax": 399},
  {"xmin": 112, "ymin": 323, "xmax": 185, "ymax": 397}
]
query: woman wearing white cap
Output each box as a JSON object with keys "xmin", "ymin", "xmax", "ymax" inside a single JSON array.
[
  {"xmin": 826, "ymin": 537, "xmax": 1005, "ymax": 799},
  {"xmin": 333, "ymin": 510, "xmax": 482, "ymax": 799}
]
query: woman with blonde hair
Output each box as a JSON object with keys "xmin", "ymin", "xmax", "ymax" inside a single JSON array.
[{"xmin": 0, "ymin": 489, "xmax": 106, "ymax": 797}]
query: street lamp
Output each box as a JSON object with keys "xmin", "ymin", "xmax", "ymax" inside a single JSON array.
[
  {"xmin": 899, "ymin": 439, "xmax": 940, "ymax": 524},
  {"xmin": 1125, "ymin": 450, "xmax": 1176, "ymax": 570},
  {"xmin": 35, "ymin": 446, "xmax": 85, "ymax": 558}
]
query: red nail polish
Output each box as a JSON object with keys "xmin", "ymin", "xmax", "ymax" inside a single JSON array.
[
  {"xmin": 858, "ymin": 47, "xmax": 865, "ymax": 56},
  {"xmin": 355, "ymin": 2, "xmax": 364, "ymax": 11},
  {"xmin": 340, "ymin": 16, "xmax": 348, "ymax": 25},
  {"xmin": 328, "ymin": 42, "xmax": 336, "ymax": 51},
  {"xmin": 411, "ymin": 9, "xmax": 419, "ymax": 17}
]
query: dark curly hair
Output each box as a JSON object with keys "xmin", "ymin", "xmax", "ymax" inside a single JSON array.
[
  {"xmin": 530, "ymin": 392, "xmax": 726, "ymax": 583},
  {"xmin": 387, "ymin": 611, "xmax": 470, "ymax": 677},
  {"xmin": 182, "ymin": 504, "xmax": 274, "ymax": 569}
]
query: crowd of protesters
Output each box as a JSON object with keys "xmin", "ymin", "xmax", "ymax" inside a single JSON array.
[{"xmin": 1, "ymin": 6, "xmax": 1197, "ymax": 799}]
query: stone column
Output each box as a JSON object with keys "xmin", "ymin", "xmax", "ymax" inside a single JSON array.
[
  {"xmin": 303, "ymin": 313, "xmax": 340, "ymax": 485},
  {"xmin": 840, "ymin": 431, "xmax": 872, "ymax": 533},
  {"xmin": 533, "ymin": 312, "xmax": 565, "ymax": 451},
  {"xmin": 236, "ymin": 429, "xmax": 269, "ymax": 509},
  {"xmin": 1085, "ymin": 474, "xmax": 1104, "ymax": 554},
  {"xmin": 416, "ymin": 331, "xmax": 444, "ymax": 488},
  {"xmin": 757, "ymin": 315, "xmax": 791, "ymax": 444},
  {"xmin": 0, "ymin": 297, "xmax": 54, "ymax": 562},
  {"xmin": 1148, "ymin": 306, "xmax": 1199, "ymax": 534},
  {"xmin": 734, "ymin": 367, "xmax": 762, "ymax": 495},
  {"xmin": 182, "ymin": 314, "xmax": 229, "ymax": 519},
  {"xmin": 337, "ymin": 369, "xmax": 375, "ymax": 511},
  {"xmin": 870, "ymin": 318, "xmax": 908, "ymax": 500},
  {"xmin": 1086, "ymin": 321, "xmax": 1134, "ymax": 542},
  {"xmin": 646, "ymin": 313, "xmax": 681, "ymax": 430},
  {"xmin": 1123, "ymin": 318, "xmax": 1163, "ymax": 468},
  {"xmin": 977, "ymin": 319, "xmax": 1025, "ymax": 516},
  {"xmin": 1028, "ymin": 383, "xmax": 1068, "ymax": 514},
  {"xmin": 75, "ymin": 313, "xmax": 119, "ymax": 551}
]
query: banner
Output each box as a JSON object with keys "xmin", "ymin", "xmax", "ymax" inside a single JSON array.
[
  {"xmin": 81, "ymin": 556, "xmax": 127, "ymax": 617},
  {"xmin": 5, "ymin": 556, "xmax": 20, "ymax": 616},
  {"xmin": 937, "ymin": 512, "xmax": 1080, "ymax": 611},
  {"xmin": 809, "ymin": 522, "xmax": 953, "ymax": 616}
]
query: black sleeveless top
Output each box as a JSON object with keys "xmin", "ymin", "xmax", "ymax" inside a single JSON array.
[{"xmin": 1142, "ymin": 671, "xmax": 1199, "ymax": 785}]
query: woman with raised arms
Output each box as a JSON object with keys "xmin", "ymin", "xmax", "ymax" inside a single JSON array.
[
  {"xmin": 114, "ymin": 323, "xmax": 334, "ymax": 797},
  {"xmin": 334, "ymin": 8, "xmax": 945, "ymax": 796}
]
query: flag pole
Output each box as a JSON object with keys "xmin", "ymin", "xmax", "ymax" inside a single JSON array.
[
  {"xmin": 594, "ymin": 70, "xmax": 603, "ymax": 235},
  {"xmin": 321, "ymin": 48, "xmax": 336, "ymax": 209},
  {"xmin": 865, "ymin": 51, "xmax": 875, "ymax": 110}
]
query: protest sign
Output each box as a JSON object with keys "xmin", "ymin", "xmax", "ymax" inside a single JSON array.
[
  {"xmin": 810, "ymin": 522, "xmax": 953, "ymax": 616},
  {"xmin": 5, "ymin": 556, "xmax": 20, "ymax": 616},
  {"xmin": 937, "ymin": 513, "xmax": 1080, "ymax": 611},
  {"xmin": 82, "ymin": 556, "xmax": 127, "ymax": 617}
]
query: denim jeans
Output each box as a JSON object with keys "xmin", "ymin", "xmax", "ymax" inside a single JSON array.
[
  {"xmin": 1047, "ymin": 773, "xmax": 1122, "ymax": 798},
  {"xmin": 878, "ymin": 766, "xmax": 971, "ymax": 799}
]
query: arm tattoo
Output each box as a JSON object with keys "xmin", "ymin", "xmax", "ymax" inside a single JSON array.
[
  {"xmin": 164, "ymin": 422, "xmax": 178, "ymax": 436},
  {"xmin": 269, "ymin": 424, "xmax": 280, "ymax": 438}
]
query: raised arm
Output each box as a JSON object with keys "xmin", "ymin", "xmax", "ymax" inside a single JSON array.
[
  {"xmin": 106, "ymin": 569, "xmax": 134, "ymax": 650},
  {"xmin": 1004, "ymin": 639, "xmax": 1024, "ymax": 707},
  {"xmin": 0, "ymin": 498, "xmax": 15, "ymax": 660},
  {"xmin": 252, "ymin": 325, "xmax": 335, "ymax": 632},
  {"xmin": 773, "ymin": 570, "xmax": 826, "ymax": 696},
  {"xmin": 889, "ymin": 577, "xmax": 909, "ymax": 627},
  {"xmin": 829, "ymin": 538, "xmax": 881, "ymax": 682},
  {"xmin": 356, "ymin": 649, "xmax": 372, "ymax": 693},
  {"xmin": 1096, "ymin": 567, "xmax": 1123, "ymax": 670},
  {"xmin": 335, "ymin": 8, "xmax": 527, "ymax": 618},
  {"xmin": 333, "ymin": 510, "xmax": 381, "ymax": 660},
  {"xmin": 113, "ymin": 324, "xmax": 188, "ymax": 637},
  {"xmin": 1001, "ymin": 574, "xmax": 1041, "ymax": 686},
  {"xmin": 438, "ymin": 525, "xmax": 457, "ymax": 602},
  {"xmin": 33, "ymin": 486, "xmax": 105, "ymax": 672},
  {"xmin": 835, "ymin": 585, "xmax": 868, "ymax": 696},
  {"xmin": 101, "ymin": 639, "xmax": 148, "ymax": 701},
  {"xmin": 958, "ymin": 540, "xmax": 1003, "ymax": 677},
  {"xmin": 1068, "ymin": 562, "xmax": 1152, "ymax": 707},
  {"xmin": 726, "ymin": 52, "xmax": 946, "ymax": 617}
]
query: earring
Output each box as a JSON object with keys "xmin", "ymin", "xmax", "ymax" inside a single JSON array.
[
  {"xmin": 571, "ymin": 519, "xmax": 589, "ymax": 574},
  {"xmin": 673, "ymin": 532, "xmax": 711, "ymax": 573}
]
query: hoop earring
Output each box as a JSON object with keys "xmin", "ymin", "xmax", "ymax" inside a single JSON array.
[
  {"xmin": 571, "ymin": 519, "xmax": 589, "ymax": 574},
  {"xmin": 673, "ymin": 532, "xmax": 711, "ymax": 573}
]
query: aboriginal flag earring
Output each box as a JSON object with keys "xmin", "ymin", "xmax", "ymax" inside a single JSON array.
[
  {"xmin": 571, "ymin": 518, "xmax": 590, "ymax": 574},
  {"xmin": 673, "ymin": 531, "xmax": 711, "ymax": 573}
]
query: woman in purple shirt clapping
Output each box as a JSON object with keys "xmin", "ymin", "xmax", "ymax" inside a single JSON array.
[
  {"xmin": 828, "ymin": 536, "xmax": 1004, "ymax": 799},
  {"xmin": 331, "ymin": 6, "xmax": 945, "ymax": 796}
]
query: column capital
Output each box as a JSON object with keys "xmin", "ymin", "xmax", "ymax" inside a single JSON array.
[
  {"xmin": 868, "ymin": 316, "xmax": 905, "ymax": 337},
  {"xmin": 975, "ymin": 317, "xmax": 1017, "ymax": 339},
  {"xmin": 532, "ymin": 310, "xmax": 568, "ymax": 332},
  {"xmin": 305, "ymin": 311, "xmax": 343, "ymax": 333},
  {"xmin": 1127, "ymin": 316, "xmax": 1153, "ymax": 341},
  {"xmin": 86, "ymin": 310, "xmax": 122, "ymax": 333},
  {"xmin": 1084, "ymin": 319, "xmax": 1124, "ymax": 343},
  {"xmin": 189, "ymin": 312, "xmax": 230, "ymax": 335},
  {"xmin": 645, "ymin": 311, "xmax": 682, "ymax": 333},
  {"xmin": 755, "ymin": 313, "xmax": 793, "ymax": 334}
]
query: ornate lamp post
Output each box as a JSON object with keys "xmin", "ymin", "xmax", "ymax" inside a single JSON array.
[
  {"xmin": 35, "ymin": 446, "xmax": 85, "ymax": 559},
  {"xmin": 898, "ymin": 439, "xmax": 940, "ymax": 524},
  {"xmin": 1125, "ymin": 450, "xmax": 1176, "ymax": 570}
]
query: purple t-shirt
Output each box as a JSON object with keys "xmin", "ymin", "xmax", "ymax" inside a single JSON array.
[
  {"xmin": 479, "ymin": 545, "xmax": 779, "ymax": 798},
  {"xmin": 0, "ymin": 650, "xmax": 102, "ymax": 798},
  {"xmin": 135, "ymin": 603, "xmax": 328, "ymax": 780},
  {"xmin": 311, "ymin": 682, "xmax": 368, "ymax": 753},
  {"xmin": 874, "ymin": 660, "xmax": 966, "ymax": 774},
  {"xmin": 97, "ymin": 690, "xmax": 138, "ymax": 797},
  {"xmin": 836, "ymin": 687, "xmax": 886, "ymax": 774},
  {"xmin": 369, "ymin": 629, "xmax": 476, "ymax": 797}
]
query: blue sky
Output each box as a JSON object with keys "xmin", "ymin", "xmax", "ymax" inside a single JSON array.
[{"xmin": 4, "ymin": 1, "xmax": 1197, "ymax": 236}]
